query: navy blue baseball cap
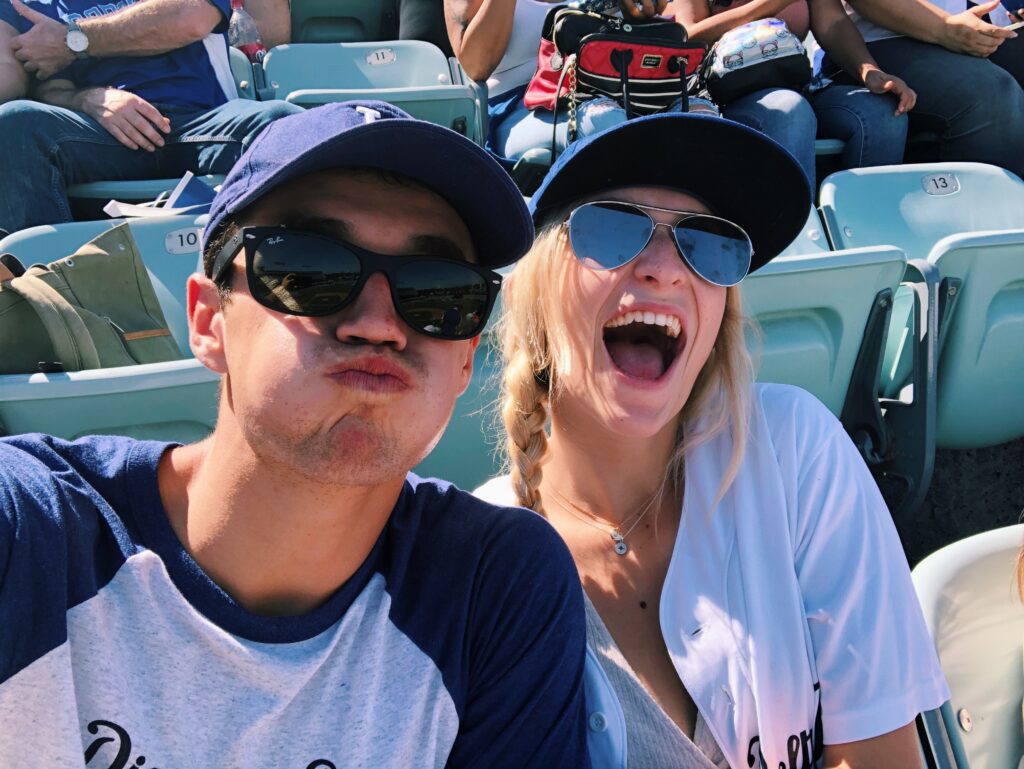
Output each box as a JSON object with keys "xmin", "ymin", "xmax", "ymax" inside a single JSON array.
[
  {"xmin": 204, "ymin": 101, "xmax": 533, "ymax": 270},
  {"xmin": 529, "ymin": 112, "xmax": 812, "ymax": 272}
]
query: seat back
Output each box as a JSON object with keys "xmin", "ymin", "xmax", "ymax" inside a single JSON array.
[
  {"xmin": 928, "ymin": 229, "xmax": 1024, "ymax": 448},
  {"xmin": 229, "ymin": 46, "xmax": 257, "ymax": 99},
  {"xmin": 741, "ymin": 246, "xmax": 907, "ymax": 416},
  {"xmin": 912, "ymin": 525, "xmax": 1024, "ymax": 769},
  {"xmin": 0, "ymin": 216, "xmax": 205, "ymax": 356},
  {"xmin": 265, "ymin": 41, "xmax": 455, "ymax": 90},
  {"xmin": 290, "ymin": 0, "xmax": 393, "ymax": 43},
  {"xmin": 820, "ymin": 163, "xmax": 1024, "ymax": 261},
  {"xmin": 778, "ymin": 207, "xmax": 830, "ymax": 257},
  {"xmin": 262, "ymin": 42, "xmax": 486, "ymax": 143},
  {"xmin": 414, "ymin": 334, "xmax": 503, "ymax": 490},
  {"xmin": 0, "ymin": 217, "xmax": 218, "ymax": 442}
]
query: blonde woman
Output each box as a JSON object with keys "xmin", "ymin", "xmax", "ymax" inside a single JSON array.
[{"xmin": 474, "ymin": 113, "xmax": 949, "ymax": 769}]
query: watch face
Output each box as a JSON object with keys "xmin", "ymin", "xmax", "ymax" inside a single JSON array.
[{"xmin": 66, "ymin": 29, "xmax": 89, "ymax": 53}]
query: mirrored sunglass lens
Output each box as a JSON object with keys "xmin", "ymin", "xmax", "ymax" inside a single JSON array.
[
  {"xmin": 251, "ymin": 233, "xmax": 361, "ymax": 314},
  {"xmin": 394, "ymin": 261, "xmax": 490, "ymax": 338},
  {"xmin": 569, "ymin": 203, "xmax": 653, "ymax": 270},
  {"xmin": 673, "ymin": 217, "xmax": 752, "ymax": 286}
]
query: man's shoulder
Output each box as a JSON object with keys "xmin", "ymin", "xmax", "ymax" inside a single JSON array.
[
  {"xmin": 0, "ymin": 434, "xmax": 167, "ymax": 687},
  {"xmin": 0, "ymin": 432, "xmax": 165, "ymax": 557},
  {"xmin": 401, "ymin": 473, "xmax": 574, "ymax": 574},
  {"xmin": 0, "ymin": 432, "xmax": 155, "ymax": 501},
  {"xmin": 387, "ymin": 473, "xmax": 581, "ymax": 641}
]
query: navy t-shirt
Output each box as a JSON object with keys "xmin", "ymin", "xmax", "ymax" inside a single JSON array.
[
  {"xmin": 0, "ymin": 0, "xmax": 235, "ymax": 111},
  {"xmin": 0, "ymin": 434, "xmax": 591, "ymax": 768}
]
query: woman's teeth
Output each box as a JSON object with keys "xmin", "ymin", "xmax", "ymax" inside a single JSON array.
[{"xmin": 603, "ymin": 310, "xmax": 681, "ymax": 338}]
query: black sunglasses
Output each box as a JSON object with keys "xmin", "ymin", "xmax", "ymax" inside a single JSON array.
[
  {"xmin": 211, "ymin": 227, "xmax": 502, "ymax": 340},
  {"xmin": 565, "ymin": 201, "xmax": 754, "ymax": 287}
]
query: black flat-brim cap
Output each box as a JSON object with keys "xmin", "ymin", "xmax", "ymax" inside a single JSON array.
[
  {"xmin": 203, "ymin": 100, "xmax": 533, "ymax": 270},
  {"xmin": 529, "ymin": 112, "xmax": 812, "ymax": 272}
]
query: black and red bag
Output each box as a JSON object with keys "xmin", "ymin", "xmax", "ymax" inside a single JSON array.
[{"xmin": 523, "ymin": 3, "xmax": 705, "ymax": 119}]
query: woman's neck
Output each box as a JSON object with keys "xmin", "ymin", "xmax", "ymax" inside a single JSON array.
[{"xmin": 541, "ymin": 403, "xmax": 681, "ymax": 527}]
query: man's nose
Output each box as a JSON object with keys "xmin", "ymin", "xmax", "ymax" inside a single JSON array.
[{"xmin": 334, "ymin": 272, "xmax": 409, "ymax": 349}]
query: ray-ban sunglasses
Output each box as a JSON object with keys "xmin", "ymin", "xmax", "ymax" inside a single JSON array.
[
  {"xmin": 564, "ymin": 201, "xmax": 754, "ymax": 287},
  {"xmin": 210, "ymin": 227, "xmax": 502, "ymax": 340}
]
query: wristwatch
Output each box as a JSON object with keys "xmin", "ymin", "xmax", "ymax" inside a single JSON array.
[{"xmin": 65, "ymin": 19, "xmax": 90, "ymax": 60}]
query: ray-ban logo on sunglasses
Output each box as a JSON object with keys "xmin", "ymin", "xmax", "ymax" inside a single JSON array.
[{"xmin": 266, "ymin": 236, "xmax": 285, "ymax": 245}]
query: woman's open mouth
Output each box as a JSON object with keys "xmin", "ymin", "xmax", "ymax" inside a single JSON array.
[{"xmin": 603, "ymin": 310, "xmax": 684, "ymax": 381}]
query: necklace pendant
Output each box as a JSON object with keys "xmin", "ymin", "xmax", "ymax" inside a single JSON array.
[{"xmin": 611, "ymin": 530, "xmax": 629, "ymax": 556}]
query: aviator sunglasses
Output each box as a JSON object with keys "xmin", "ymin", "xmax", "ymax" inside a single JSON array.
[
  {"xmin": 211, "ymin": 227, "xmax": 502, "ymax": 340},
  {"xmin": 565, "ymin": 201, "xmax": 754, "ymax": 287}
]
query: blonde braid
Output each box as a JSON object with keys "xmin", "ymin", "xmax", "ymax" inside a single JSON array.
[{"xmin": 501, "ymin": 349, "xmax": 549, "ymax": 513}]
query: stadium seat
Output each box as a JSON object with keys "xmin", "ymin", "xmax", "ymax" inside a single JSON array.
[
  {"xmin": 777, "ymin": 207, "xmax": 830, "ymax": 257},
  {"xmin": 0, "ymin": 216, "xmax": 219, "ymax": 442},
  {"xmin": 290, "ymin": 0, "xmax": 392, "ymax": 43},
  {"xmin": 820, "ymin": 163, "xmax": 1024, "ymax": 449},
  {"xmin": 229, "ymin": 45, "xmax": 258, "ymax": 100},
  {"xmin": 414, "ymin": 335, "xmax": 503, "ymax": 489},
  {"xmin": 912, "ymin": 525, "xmax": 1024, "ymax": 769},
  {"xmin": 743, "ymin": 228, "xmax": 939, "ymax": 519},
  {"xmin": 819, "ymin": 162, "xmax": 1024, "ymax": 260},
  {"xmin": 742, "ymin": 244, "xmax": 906, "ymax": 417},
  {"xmin": 928, "ymin": 229, "xmax": 1024, "ymax": 448},
  {"xmin": 261, "ymin": 41, "xmax": 487, "ymax": 144}
]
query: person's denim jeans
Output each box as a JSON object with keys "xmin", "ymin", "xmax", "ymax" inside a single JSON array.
[
  {"xmin": 722, "ymin": 87, "xmax": 817, "ymax": 183},
  {"xmin": 495, "ymin": 82, "xmax": 909, "ymax": 187},
  {"xmin": 809, "ymin": 83, "xmax": 908, "ymax": 169},
  {"xmin": 493, "ymin": 95, "xmax": 637, "ymax": 162},
  {"xmin": 0, "ymin": 97, "xmax": 302, "ymax": 233},
  {"xmin": 496, "ymin": 87, "xmax": 818, "ymax": 183},
  {"xmin": 863, "ymin": 36, "xmax": 1024, "ymax": 177}
]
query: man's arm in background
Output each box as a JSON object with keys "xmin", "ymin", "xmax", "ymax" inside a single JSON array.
[
  {"xmin": 246, "ymin": 0, "xmax": 290, "ymax": 49},
  {"xmin": 0, "ymin": 20, "xmax": 29, "ymax": 102}
]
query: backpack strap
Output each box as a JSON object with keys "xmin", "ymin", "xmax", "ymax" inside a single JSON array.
[{"xmin": 7, "ymin": 273, "xmax": 102, "ymax": 371}]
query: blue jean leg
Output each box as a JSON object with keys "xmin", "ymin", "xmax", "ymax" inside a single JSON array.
[
  {"xmin": 0, "ymin": 98, "xmax": 302, "ymax": 234},
  {"xmin": 865, "ymin": 37, "xmax": 1024, "ymax": 177},
  {"xmin": 493, "ymin": 96, "xmax": 630, "ymax": 162},
  {"xmin": 161, "ymin": 98, "xmax": 302, "ymax": 176},
  {"xmin": 721, "ymin": 88, "xmax": 817, "ymax": 185},
  {"xmin": 810, "ymin": 83, "xmax": 908, "ymax": 169},
  {"xmin": 0, "ymin": 99, "xmax": 164, "ymax": 233}
]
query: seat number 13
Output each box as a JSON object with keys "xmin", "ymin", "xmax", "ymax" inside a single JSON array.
[{"xmin": 922, "ymin": 173, "xmax": 960, "ymax": 196}]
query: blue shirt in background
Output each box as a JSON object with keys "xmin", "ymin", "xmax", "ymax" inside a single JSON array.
[{"xmin": 0, "ymin": 0, "xmax": 235, "ymax": 111}]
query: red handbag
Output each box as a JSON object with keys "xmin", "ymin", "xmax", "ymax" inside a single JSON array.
[{"xmin": 523, "ymin": 4, "xmax": 705, "ymax": 119}]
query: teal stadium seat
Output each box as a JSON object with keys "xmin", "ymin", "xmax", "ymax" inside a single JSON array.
[
  {"xmin": 413, "ymin": 333, "xmax": 504, "ymax": 490},
  {"xmin": 820, "ymin": 163, "xmax": 1024, "ymax": 449},
  {"xmin": 912, "ymin": 525, "xmax": 1024, "ymax": 769},
  {"xmin": 742, "ymin": 242, "xmax": 907, "ymax": 418},
  {"xmin": 261, "ymin": 41, "xmax": 487, "ymax": 144},
  {"xmin": 0, "ymin": 216, "xmax": 219, "ymax": 442},
  {"xmin": 290, "ymin": 0, "xmax": 391, "ymax": 43}
]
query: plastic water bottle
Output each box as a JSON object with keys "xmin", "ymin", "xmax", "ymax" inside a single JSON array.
[{"xmin": 228, "ymin": 0, "xmax": 267, "ymax": 63}]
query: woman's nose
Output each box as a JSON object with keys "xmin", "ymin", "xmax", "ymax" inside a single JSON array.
[{"xmin": 631, "ymin": 223, "xmax": 688, "ymax": 285}]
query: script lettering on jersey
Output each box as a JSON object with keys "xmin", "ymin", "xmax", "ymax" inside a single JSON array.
[
  {"xmin": 746, "ymin": 681, "xmax": 824, "ymax": 769},
  {"xmin": 62, "ymin": 0, "xmax": 139, "ymax": 23},
  {"xmin": 83, "ymin": 718, "xmax": 337, "ymax": 769}
]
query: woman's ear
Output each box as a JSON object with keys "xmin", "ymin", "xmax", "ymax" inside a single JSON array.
[{"xmin": 187, "ymin": 274, "xmax": 228, "ymax": 374}]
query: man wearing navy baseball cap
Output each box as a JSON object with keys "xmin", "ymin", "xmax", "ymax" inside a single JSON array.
[{"xmin": 0, "ymin": 102, "xmax": 591, "ymax": 768}]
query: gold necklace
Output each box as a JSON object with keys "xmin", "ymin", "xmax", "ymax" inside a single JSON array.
[{"xmin": 547, "ymin": 486, "xmax": 652, "ymax": 557}]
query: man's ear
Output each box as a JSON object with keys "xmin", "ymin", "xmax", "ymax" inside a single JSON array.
[
  {"xmin": 187, "ymin": 274, "xmax": 228, "ymax": 374},
  {"xmin": 456, "ymin": 334, "xmax": 482, "ymax": 397}
]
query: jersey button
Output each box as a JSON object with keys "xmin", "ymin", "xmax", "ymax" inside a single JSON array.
[{"xmin": 588, "ymin": 712, "xmax": 608, "ymax": 732}]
